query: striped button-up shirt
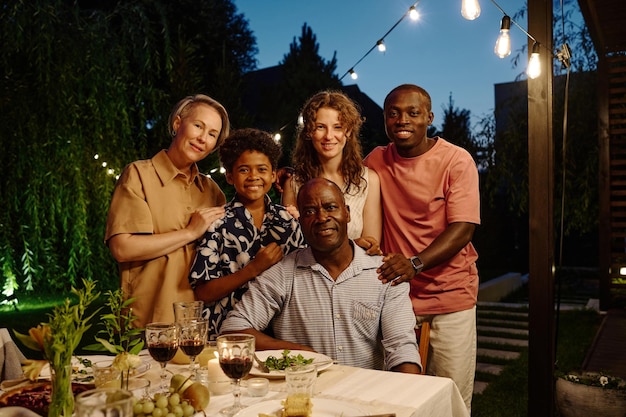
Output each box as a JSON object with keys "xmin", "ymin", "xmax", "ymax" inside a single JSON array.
[{"xmin": 221, "ymin": 243, "xmax": 420, "ymax": 370}]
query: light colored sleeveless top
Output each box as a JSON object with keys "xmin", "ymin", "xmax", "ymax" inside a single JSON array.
[{"xmin": 291, "ymin": 167, "xmax": 369, "ymax": 240}]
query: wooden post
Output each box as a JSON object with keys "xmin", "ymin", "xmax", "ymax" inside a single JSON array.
[{"xmin": 527, "ymin": 0, "xmax": 555, "ymax": 414}]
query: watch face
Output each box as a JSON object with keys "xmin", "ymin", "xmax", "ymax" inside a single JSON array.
[{"xmin": 411, "ymin": 256, "xmax": 423, "ymax": 271}]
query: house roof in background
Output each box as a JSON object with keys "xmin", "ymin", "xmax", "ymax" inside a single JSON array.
[{"xmin": 578, "ymin": 0, "xmax": 626, "ymax": 54}]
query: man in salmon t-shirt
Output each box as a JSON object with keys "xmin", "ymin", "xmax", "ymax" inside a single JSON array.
[{"xmin": 364, "ymin": 84, "xmax": 480, "ymax": 413}]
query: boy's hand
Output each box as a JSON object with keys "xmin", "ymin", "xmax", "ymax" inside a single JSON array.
[{"xmin": 252, "ymin": 243, "xmax": 284, "ymax": 275}]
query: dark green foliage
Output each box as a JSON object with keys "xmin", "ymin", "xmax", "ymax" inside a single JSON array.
[{"xmin": 0, "ymin": 0, "xmax": 256, "ymax": 295}]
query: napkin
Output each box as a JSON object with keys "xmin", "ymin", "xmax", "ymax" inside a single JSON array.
[{"xmin": 0, "ymin": 329, "xmax": 27, "ymax": 382}]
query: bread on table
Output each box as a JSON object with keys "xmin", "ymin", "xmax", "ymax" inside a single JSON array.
[{"xmin": 281, "ymin": 393, "xmax": 312, "ymax": 417}]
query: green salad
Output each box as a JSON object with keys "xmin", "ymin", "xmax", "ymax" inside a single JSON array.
[{"xmin": 263, "ymin": 349, "xmax": 314, "ymax": 371}]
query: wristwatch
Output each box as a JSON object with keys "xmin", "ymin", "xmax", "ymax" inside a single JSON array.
[{"xmin": 409, "ymin": 255, "xmax": 424, "ymax": 274}]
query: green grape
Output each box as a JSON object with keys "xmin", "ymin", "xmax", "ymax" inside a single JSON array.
[
  {"xmin": 156, "ymin": 396, "xmax": 169, "ymax": 409},
  {"xmin": 133, "ymin": 402, "xmax": 145, "ymax": 415},
  {"xmin": 165, "ymin": 413, "xmax": 176, "ymax": 417},
  {"xmin": 152, "ymin": 408, "xmax": 163, "ymax": 417},
  {"xmin": 142, "ymin": 401, "xmax": 155, "ymax": 415},
  {"xmin": 172, "ymin": 405, "xmax": 183, "ymax": 417},
  {"xmin": 168, "ymin": 393, "xmax": 180, "ymax": 407},
  {"xmin": 182, "ymin": 404, "xmax": 195, "ymax": 417}
]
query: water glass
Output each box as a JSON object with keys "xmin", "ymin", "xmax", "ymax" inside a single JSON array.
[
  {"xmin": 173, "ymin": 301, "xmax": 204, "ymax": 321},
  {"xmin": 285, "ymin": 364, "xmax": 317, "ymax": 398},
  {"xmin": 92, "ymin": 360, "xmax": 121, "ymax": 388},
  {"xmin": 75, "ymin": 388, "xmax": 134, "ymax": 417}
]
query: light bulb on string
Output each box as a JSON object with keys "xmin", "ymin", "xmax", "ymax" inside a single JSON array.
[
  {"xmin": 349, "ymin": 69, "xmax": 358, "ymax": 80},
  {"xmin": 408, "ymin": 6, "xmax": 419, "ymax": 21},
  {"xmin": 461, "ymin": 0, "xmax": 481, "ymax": 20},
  {"xmin": 377, "ymin": 40, "xmax": 386, "ymax": 52},
  {"xmin": 273, "ymin": 133, "xmax": 281, "ymax": 142},
  {"xmin": 527, "ymin": 42, "xmax": 541, "ymax": 79},
  {"xmin": 494, "ymin": 15, "xmax": 511, "ymax": 58}
]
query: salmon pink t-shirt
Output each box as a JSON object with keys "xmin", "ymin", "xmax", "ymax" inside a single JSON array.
[{"xmin": 364, "ymin": 138, "xmax": 480, "ymax": 315}]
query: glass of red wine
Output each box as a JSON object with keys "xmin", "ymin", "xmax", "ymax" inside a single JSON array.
[
  {"xmin": 146, "ymin": 322, "xmax": 179, "ymax": 393},
  {"xmin": 178, "ymin": 318, "xmax": 208, "ymax": 380},
  {"xmin": 216, "ymin": 334, "xmax": 255, "ymax": 416}
]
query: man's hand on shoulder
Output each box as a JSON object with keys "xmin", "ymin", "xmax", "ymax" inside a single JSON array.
[{"xmin": 377, "ymin": 253, "xmax": 415, "ymax": 285}]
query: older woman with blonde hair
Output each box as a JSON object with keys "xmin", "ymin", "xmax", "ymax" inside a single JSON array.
[{"xmin": 105, "ymin": 94, "xmax": 229, "ymax": 327}]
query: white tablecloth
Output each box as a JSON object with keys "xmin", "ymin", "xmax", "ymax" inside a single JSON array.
[
  {"xmin": 1, "ymin": 352, "xmax": 468, "ymax": 417},
  {"xmin": 158, "ymin": 356, "xmax": 469, "ymax": 417}
]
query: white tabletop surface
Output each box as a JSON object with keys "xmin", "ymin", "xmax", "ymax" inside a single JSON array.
[
  {"xmin": 0, "ymin": 352, "xmax": 469, "ymax": 417},
  {"xmin": 148, "ymin": 353, "xmax": 470, "ymax": 417}
]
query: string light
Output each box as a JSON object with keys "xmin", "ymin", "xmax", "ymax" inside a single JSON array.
[
  {"xmin": 339, "ymin": 1, "xmax": 421, "ymax": 81},
  {"xmin": 527, "ymin": 42, "xmax": 542, "ymax": 79},
  {"xmin": 494, "ymin": 15, "xmax": 511, "ymax": 58},
  {"xmin": 461, "ymin": 0, "xmax": 481, "ymax": 20}
]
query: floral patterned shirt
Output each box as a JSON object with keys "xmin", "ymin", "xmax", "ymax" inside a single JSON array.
[{"xmin": 188, "ymin": 195, "xmax": 306, "ymax": 339}]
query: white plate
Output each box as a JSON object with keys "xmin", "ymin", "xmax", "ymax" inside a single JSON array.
[
  {"xmin": 233, "ymin": 398, "xmax": 367, "ymax": 417},
  {"xmin": 250, "ymin": 350, "xmax": 334, "ymax": 378},
  {"xmin": 39, "ymin": 357, "xmax": 151, "ymax": 383}
]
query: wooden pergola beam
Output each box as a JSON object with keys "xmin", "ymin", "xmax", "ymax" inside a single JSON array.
[{"xmin": 527, "ymin": 0, "xmax": 555, "ymax": 414}]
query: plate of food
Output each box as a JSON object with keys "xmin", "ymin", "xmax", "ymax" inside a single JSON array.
[
  {"xmin": 250, "ymin": 349, "xmax": 334, "ymax": 378},
  {"xmin": 0, "ymin": 382, "xmax": 94, "ymax": 416},
  {"xmin": 36, "ymin": 356, "xmax": 151, "ymax": 384},
  {"xmin": 233, "ymin": 398, "xmax": 366, "ymax": 417}
]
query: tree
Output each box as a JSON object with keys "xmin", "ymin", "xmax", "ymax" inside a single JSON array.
[
  {"xmin": 253, "ymin": 23, "xmax": 342, "ymax": 166},
  {"xmin": 0, "ymin": 0, "xmax": 256, "ymax": 296},
  {"xmin": 439, "ymin": 94, "xmax": 478, "ymax": 159}
]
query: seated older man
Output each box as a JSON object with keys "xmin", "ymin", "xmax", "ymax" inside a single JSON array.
[{"xmin": 221, "ymin": 178, "xmax": 420, "ymax": 373}]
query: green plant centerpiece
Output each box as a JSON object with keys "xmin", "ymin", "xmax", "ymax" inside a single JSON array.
[
  {"xmin": 84, "ymin": 288, "xmax": 144, "ymax": 389},
  {"xmin": 15, "ymin": 279, "xmax": 100, "ymax": 417}
]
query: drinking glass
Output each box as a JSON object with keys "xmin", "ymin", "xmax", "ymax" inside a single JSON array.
[
  {"xmin": 75, "ymin": 388, "xmax": 134, "ymax": 417},
  {"xmin": 145, "ymin": 322, "xmax": 179, "ymax": 393},
  {"xmin": 178, "ymin": 318, "xmax": 208, "ymax": 380},
  {"xmin": 173, "ymin": 301, "xmax": 204, "ymax": 321},
  {"xmin": 216, "ymin": 334, "xmax": 255, "ymax": 416}
]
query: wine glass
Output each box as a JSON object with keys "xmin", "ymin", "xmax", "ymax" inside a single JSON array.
[
  {"xmin": 178, "ymin": 318, "xmax": 208, "ymax": 380},
  {"xmin": 216, "ymin": 334, "xmax": 255, "ymax": 416},
  {"xmin": 146, "ymin": 322, "xmax": 179, "ymax": 393}
]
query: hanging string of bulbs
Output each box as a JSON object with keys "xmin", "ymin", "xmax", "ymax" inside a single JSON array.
[
  {"xmin": 340, "ymin": 0, "xmax": 571, "ymax": 82},
  {"xmin": 97, "ymin": 0, "xmax": 574, "ymax": 178}
]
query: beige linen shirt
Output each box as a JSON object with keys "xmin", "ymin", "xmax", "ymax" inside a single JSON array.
[{"xmin": 105, "ymin": 150, "xmax": 226, "ymax": 327}]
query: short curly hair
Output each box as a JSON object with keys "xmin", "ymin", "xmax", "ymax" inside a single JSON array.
[{"xmin": 219, "ymin": 128, "xmax": 282, "ymax": 173}]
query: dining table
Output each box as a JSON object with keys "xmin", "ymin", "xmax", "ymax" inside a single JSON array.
[
  {"xmin": 0, "ymin": 351, "xmax": 469, "ymax": 417},
  {"xmin": 140, "ymin": 351, "xmax": 470, "ymax": 417}
]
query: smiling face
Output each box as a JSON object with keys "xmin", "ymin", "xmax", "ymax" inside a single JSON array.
[
  {"xmin": 297, "ymin": 178, "xmax": 351, "ymax": 254},
  {"xmin": 384, "ymin": 88, "xmax": 434, "ymax": 158},
  {"xmin": 168, "ymin": 103, "xmax": 222, "ymax": 170},
  {"xmin": 310, "ymin": 107, "xmax": 350, "ymax": 163},
  {"xmin": 226, "ymin": 150, "xmax": 276, "ymax": 206}
]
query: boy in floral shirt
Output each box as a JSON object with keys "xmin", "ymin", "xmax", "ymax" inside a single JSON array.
[{"xmin": 188, "ymin": 128, "xmax": 306, "ymax": 339}]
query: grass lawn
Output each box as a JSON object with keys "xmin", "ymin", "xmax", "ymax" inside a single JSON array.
[{"xmin": 471, "ymin": 308, "xmax": 602, "ymax": 416}]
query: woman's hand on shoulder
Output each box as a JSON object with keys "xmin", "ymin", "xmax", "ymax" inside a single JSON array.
[
  {"xmin": 354, "ymin": 236, "xmax": 382, "ymax": 255},
  {"xmin": 187, "ymin": 206, "xmax": 225, "ymax": 240},
  {"xmin": 273, "ymin": 166, "xmax": 294, "ymax": 194}
]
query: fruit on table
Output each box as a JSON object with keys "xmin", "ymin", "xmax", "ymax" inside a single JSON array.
[
  {"xmin": 131, "ymin": 374, "xmax": 210, "ymax": 417},
  {"xmin": 170, "ymin": 374, "xmax": 210, "ymax": 411}
]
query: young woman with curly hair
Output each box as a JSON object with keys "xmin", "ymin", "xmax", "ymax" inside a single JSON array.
[{"xmin": 281, "ymin": 90, "xmax": 382, "ymax": 249}]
